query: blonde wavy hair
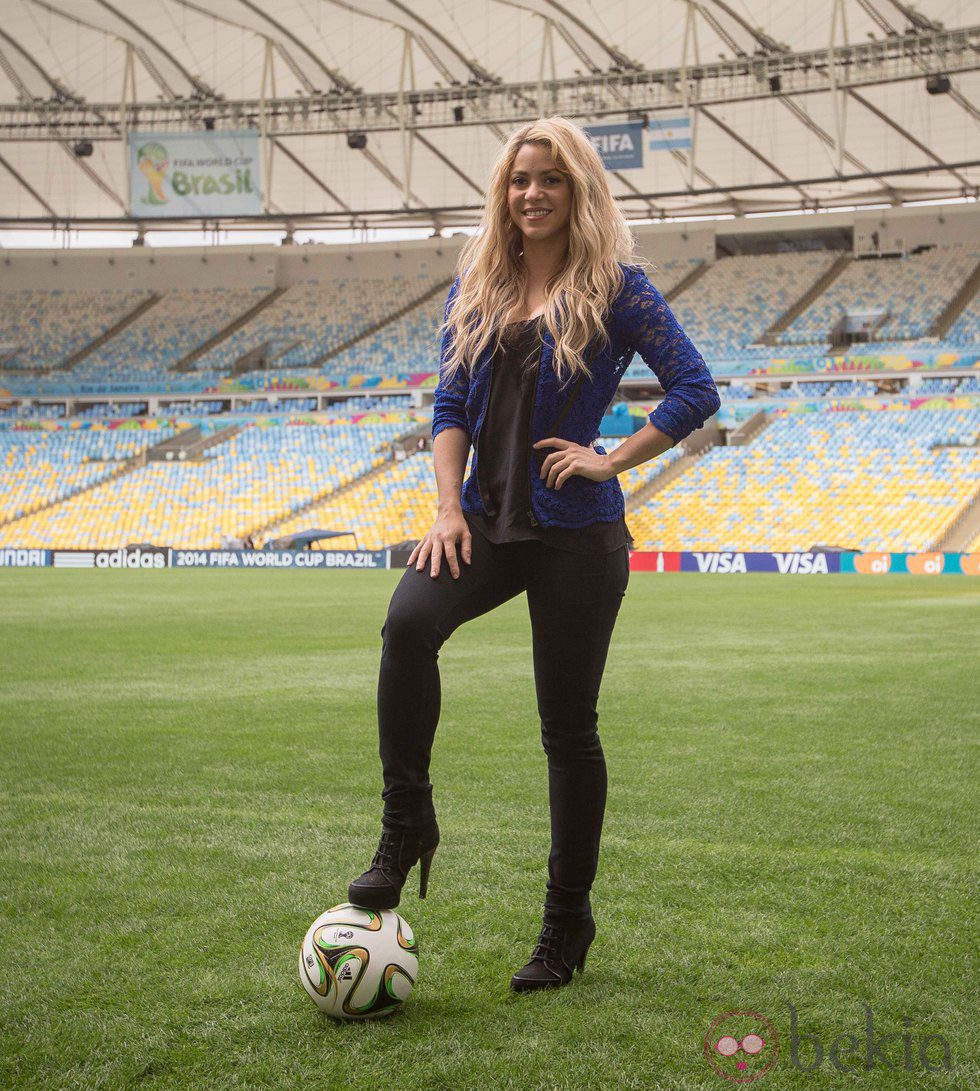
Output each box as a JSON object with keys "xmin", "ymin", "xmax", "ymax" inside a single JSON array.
[{"xmin": 439, "ymin": 115, "xmax": 654, "ymax": 389}]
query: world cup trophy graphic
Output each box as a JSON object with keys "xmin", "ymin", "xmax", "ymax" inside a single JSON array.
[{"xmin": 137, "ymin": 142, "xmax": 169, "ymax": 205}]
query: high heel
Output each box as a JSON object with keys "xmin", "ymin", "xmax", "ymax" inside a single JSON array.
[
  {"xmin": 347, "ymin": 820, "xmax": 440, "ymax": 911},
  {"xmin": 418, "ymin": 844, "xmax": 437, "ymax": 899},
  {"xmin": 509, "ymin": 914, "xmax": 596, "ymax": 992}
]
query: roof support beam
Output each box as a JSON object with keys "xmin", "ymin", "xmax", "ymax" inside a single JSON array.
[
  {"xmin": 692, "ymin": 2, "xmax": 746, "ymax": 56},
  {"xmin": 3, "ymin": 22, "xmax": 973, "ymax": 140},
  {"xmin": 272, "ymin": 139, "xmax": 350, "ymax": 211},
  {"xmin": 26, "ymin": 1, "xmax": 180, "ymax": 101},
  {"xmin": 848, "ymin": 89, "xmax": 972, "ymax": 189},
  {"xmin": 398, "ymin": 31, "xmax": 416, "ymax": 210},
  {"xmin": 171, "ymin": 0, "xmax": 435, "ymax": 215},
  {"xmin": 508, "ymin": 1, "xmax": 730, "ymax": 213},
  {"xmin": 0, "ymin": 27, "xmax": 126, "ymax": 213},
  {"xmin": 6, "ymin": 158, "xmax": 974, "ymax": 232},
  {"xmin": 91, "ymin": 0, "xmax": 215, "ymax": 97},
  {"xmin": 854, "ymin": 0, "xmax": 980, "ymax": 126},
  {"xmin": 705, "ymin": 0, "xmax": 786, "ymax": 53},
  {"xmin": 0, "ymin": 149, "xmax": 57, "ymax": 216},
  {"xmin": 697, "ymin": 106, "xmax": 811, "ymax": 203},
  {"xmin": 537, "ymin": 0, "xmax": 642, "ymax": 71},
  {"xmin": 119, "ymin": 43, "xmax": 136, "ymax": 216},
  {"xmin": 828, "ymin": 0, "xmax": 849, "ymax": 177},
  {"xmin": 0, "ymin": 26, "xmax": 81, "ymax": 104},
  {"xmin": 779, "ymin": 94, "xmax": 901, "ymax": 203},
  {"xmin": 25, "ymin": 0, "xmax": 347, "ymax": 218},
  {"xmin": 381, "ymin": 0, "xmax": 500, "ymax": 84},
  {"xmin": 25, "ymin": 0, "xmax": 178, "ymax": 98},
  {"xmin": 681, "ymin": 0, "xmax": 700, "ymax": 191},
  {"xmin": 232, "ymin": 0, "xmax": 357, "ymax": 93}
]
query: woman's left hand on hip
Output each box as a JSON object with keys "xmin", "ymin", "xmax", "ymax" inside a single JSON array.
[{"xmin": 533, "ymin": 438, "xmax": 615, "ymax": 489}]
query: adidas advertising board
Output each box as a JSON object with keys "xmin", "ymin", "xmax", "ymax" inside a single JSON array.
[{"xmin": 0, "ymin": 549, "xmax": 976, "ymax": 573}]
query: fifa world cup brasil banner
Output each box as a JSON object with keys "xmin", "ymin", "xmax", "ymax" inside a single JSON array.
[{"xmin": 128, "ymin": 131, "xmax": 261, "ymax": 218}]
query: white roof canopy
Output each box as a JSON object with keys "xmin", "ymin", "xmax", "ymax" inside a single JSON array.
[{"xmin": 0, "ymin": 0, "xmax": 977, "ymax": 230}]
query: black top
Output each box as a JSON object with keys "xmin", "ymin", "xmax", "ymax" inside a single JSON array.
[{"xmin": 468, "ymin": 315, "xmax": 634, "ymax": 555}]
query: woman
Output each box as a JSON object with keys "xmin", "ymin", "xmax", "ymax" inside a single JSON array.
[{"xmin": 348, "ymin": 116, "xmax": 720, "ymax": 992}]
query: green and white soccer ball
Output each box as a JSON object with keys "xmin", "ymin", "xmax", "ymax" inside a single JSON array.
[{"xmin": 298, "ymin": 902, "xmax": 419, "ymax": 1020}]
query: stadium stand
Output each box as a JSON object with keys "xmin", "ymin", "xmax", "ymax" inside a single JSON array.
[
  {"xmin": 73, "ymin": 287, "xmax": 268, "ymax": 381},
  {"xmin": 2, "ymin": 246, "xmax": 976, "ymax": 390},
  {"xmin": 627, "ymin": 406, "xmax": 979, "ymax": 552},
  {"xmin": 76, "ymin": 402, "xmax": 148, "ymax": 419},
  {"xmin": 637, "ymin": 257, "xmax": 706, "ymax": 297},
  {"xmin": 794, "ymin": 380, "xmax": 880, "ymax": 398},
  {"xmin": 262, "ymin": 445, "xmax": 453, "ymax": 550},
  {"xmin": 778, "ymin": 243, "xmax": 980, "ymax": 346},
  {"xmin": 263, "ymin": 434, "xmax": 687, "ymax": 550},
  {"xmin": 667, "ymin": 251, "xmax": 837, "ymax": 359},
  {"xmin": 0, "ymin": 219, "xmax": 977, "ymax": 556},
  {"xmin": 919, "ymin": 376, "xmax": 973, "ymax": 394},
  {"xmin": 0, "ymin": 421, "xmax": 179, "ymax": 523},
  {"xmin": 0, "ymin": 288, "xmax": 151, "ymax": 370},
  {"xmin": 12, "ymin": 395, "xmax": 969, "ymax": 555},
  {"xmin": 835, "ymin": 340, "xmax": 937, "ymax": 353},
  {"xmin": 241, "ymin": 397, "xmax": 319, "ymax": 414},
  {"xmin": 0, "ymin": 403, "xmax": 66, "ymax": 419},
  {"xmin": 340, "ymin": 394, "xmax": 415, "ymax": 410},
  {"xmin": 186, "ymin": 275, "xmax": 430, "ymax": 376},
  {"xmin": 0, "ymin": 417, "xmax": 413, "ymax": 549},
  {"xmin": 163, "ymin": 400, "xmax": 227, "ymax": 416},
  {"xmin": 322, "ymin": 290, "xmax": 448, "ymax": 377},
  {"xmin": 944, "ymin": 290, "xmax": 980, "ymax": 347}
]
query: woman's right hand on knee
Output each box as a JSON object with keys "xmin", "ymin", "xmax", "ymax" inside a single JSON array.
[{"xmin": 407, "ymin": 509, "xmax": 472, "ymax": 579}]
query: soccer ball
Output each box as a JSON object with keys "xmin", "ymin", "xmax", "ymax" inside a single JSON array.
[{"xmin": 298, "ymin": 902, "xmax": 419, "ymax": 1020}]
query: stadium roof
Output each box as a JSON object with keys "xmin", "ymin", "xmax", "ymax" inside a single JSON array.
[{"xmin": 0, "ymin": 0, "xmax": 977, "ymax": 232}]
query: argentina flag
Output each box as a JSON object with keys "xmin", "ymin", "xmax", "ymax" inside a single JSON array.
[{"xmin": 647, "ymin": 115, "xmax": 692, "ymax": 150}]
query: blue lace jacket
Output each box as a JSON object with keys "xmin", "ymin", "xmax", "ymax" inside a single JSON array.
[{"xmin": 431, "ymin": 262, "xmax": 721, "ymax": 529}]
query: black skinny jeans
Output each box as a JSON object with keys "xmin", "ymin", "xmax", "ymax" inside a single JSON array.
[{"xmin": 377, "ymin": 511, "xmax": 630, "ymax": 922}]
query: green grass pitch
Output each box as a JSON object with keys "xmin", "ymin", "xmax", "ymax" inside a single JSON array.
[{"xmin": 0, "ymin": 569, "xmax": 976, "ymax": 1090}]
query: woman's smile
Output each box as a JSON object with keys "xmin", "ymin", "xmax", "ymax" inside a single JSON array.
[{"xmin": 507, "ymin": 143, "xmax": 571, "ymax": 241}]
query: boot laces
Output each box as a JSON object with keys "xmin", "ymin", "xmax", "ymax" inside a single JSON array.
[
  {"xmin": 371, "ymin": 828, "xmax": 401, "ymax": 871},
  {"xmin": 531, "ymin": 922, "xmax": 564, "ymax": 963}
]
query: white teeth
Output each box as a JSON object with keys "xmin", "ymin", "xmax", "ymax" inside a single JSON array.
[{"xmin": 524, "ymin": 210, "xmax": 551, "ymax": 218}]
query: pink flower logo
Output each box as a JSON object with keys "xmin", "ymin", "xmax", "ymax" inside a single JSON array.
[{"xmin": 704, "ymin": 1010, "xmax": 780, "ymax": 1083}]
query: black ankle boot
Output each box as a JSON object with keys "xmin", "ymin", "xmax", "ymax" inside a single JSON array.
[
  {"xmin": 347, "ymin": 820, "xmax": 440, "ymax": 911},
  {"xmin": 509, "ymin": 914, "xmax": 596, "ymax": 992}
]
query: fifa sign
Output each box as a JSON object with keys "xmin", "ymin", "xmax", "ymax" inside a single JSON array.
[
  {"xmin": 128, "ymin": 131, "xmax": 262, "ymax": 218},
  {"xmin": 584, "ymin": 121, "xmax": 644, "ymax": 170}
]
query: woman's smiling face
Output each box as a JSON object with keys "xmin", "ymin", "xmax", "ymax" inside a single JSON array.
[{"xmin": 507, "ymin": 142, "xmax": 572, "ymax": 245}]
